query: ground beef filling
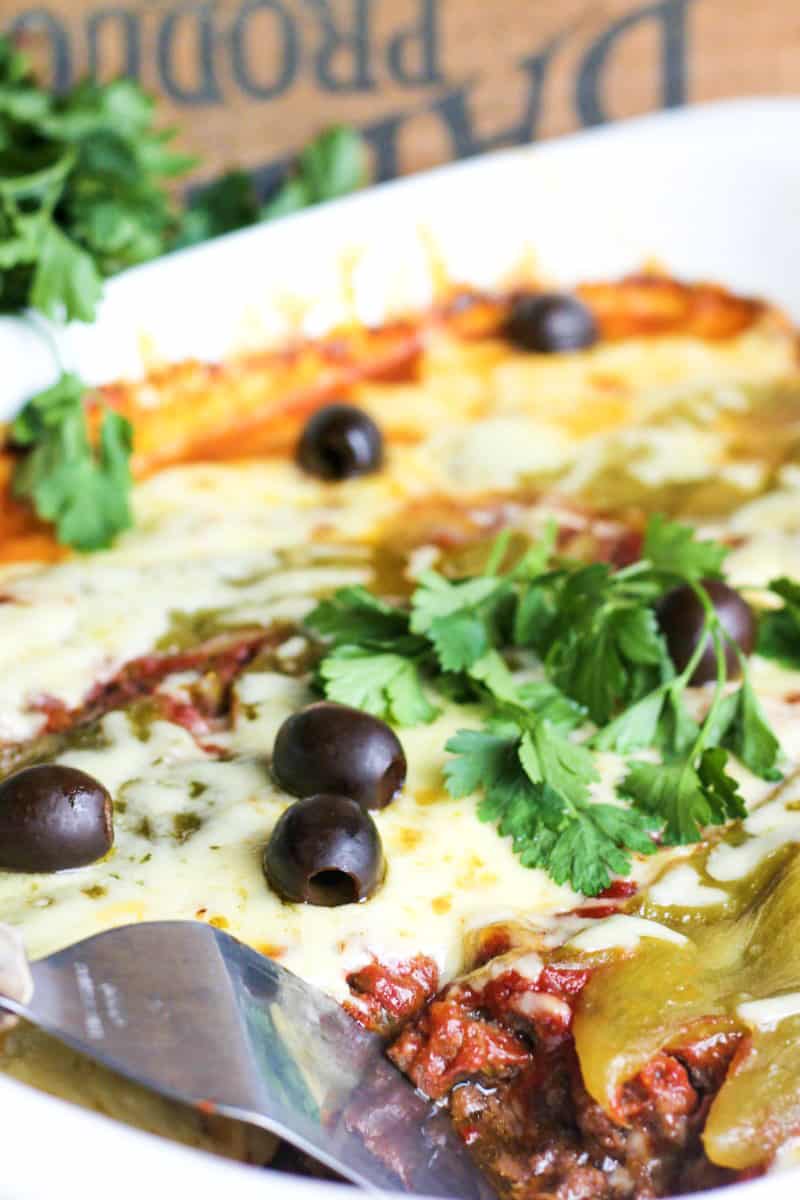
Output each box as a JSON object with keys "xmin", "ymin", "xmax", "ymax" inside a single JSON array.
[{"xmin": 389, "ymin": 964, "xmax": 746, "ymax": 1199}]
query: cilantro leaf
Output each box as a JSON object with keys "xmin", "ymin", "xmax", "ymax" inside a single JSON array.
[
  {"xmin": 697, "ymin": 746, "xmax": 748, "ymax": 823},
  {"xmin": 262, "ymin": 126, "xmax": 366, "ymax": 220},
  {"xmin": 410, "ymin": 571, "xmax": 503, "ymax": 672},
  {"xmin": 517, "ymin": 721, "xmax": 598, "ymax": 802},
  {"xmin": 757, "ymin": 578, "xmax": 800, "ymax": 668},
  {"xmin": 513, "ymin": 581, "xmax": 554, "ymax": 649},
  {"xmin": 443, "ymin": 728, "xmax": 518, "ymax": 799},
  {"xmin": 546, "ymin": 800, "xmax": 657, "ymax": 895},
  {"xmin": 545, "ymin": 584, "xmax": 672, "ymax": 726},
  {"xmin": 11, "ymin": 372, "xmax": 133, "ymax": 551},
  {"xmin": 306, "ymin": 586, "xmax": 415, "ymax": 649},
  {"xmin": 29, "ymin": 222, "xmax": 103, "ymax": 322},
  {"xmin": 620, "ymin": 747, "xmax": 745, "ymax": 845},
  {"xmin": 656, "ymin": 682, "xmax": 701, "ymax": 756},
  {"xmin": 317, "ymin": 645, "xmax": 436, "ymax": 725},
  {"xmin": 643, "ymin": 514, "xmax": 728, "ymax": 580},
  {"xmin": 592, "ymin": 688, "xmax": 667, "ymax": 753},
  {"xmin": 720, "ymin": 678, "xmax": 781, "ymax": 781},
  {"xmin": 175, "ymin": 170, "xmax": 259, "ymax": 249},
  {"xmin": 467, "ymin": 650, "xmax": 520, "ymax": 704},
  {"xmin": 515, "ymin": 680, "xmax": 586, "ymax": 731},
  {"xmin": 11, "ymin": 370, "xmax": 84, "ymax": 442},
  {"xmin": 445, "ymin": 719, "xmax": 655, "ymax": 895}
]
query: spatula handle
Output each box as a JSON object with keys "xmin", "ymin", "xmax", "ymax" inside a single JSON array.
[{"xmin": 0, "ymin": 923, "xmax": 33, "ymax": 1031}]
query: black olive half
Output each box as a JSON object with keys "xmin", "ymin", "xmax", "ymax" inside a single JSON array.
[
  {"xmin": 272, "ymin": 702, "xmax": 406, "ymax": 811},
  {"xmin": 504, "ymin": 292, "xmax": 599, "ymax": 353},
  {"xmin": 0, "ymin": 764, "xmax": 113, "ymax": 872},
  {"xmin": 657, "ymin": 580, "xmax": 756, "ymax": 686},
  {"xmin": 296, "ymin": 404, "xmax": 383, "ymax": 481},
  {"xmin": 263, "ymin": 794, "xmax": 384, "ymax": 907}
]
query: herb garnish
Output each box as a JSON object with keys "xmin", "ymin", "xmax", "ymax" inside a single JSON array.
[
  {"xmin": 177, "ymin": 126, "xmax": 367, "ymax": 246},
  {"xmin": 757, "ymin": 578, "xmax": 800, "ymax": 668},
  {"xmin": 11, "ymin": 372, "xmax": 133, "ymax": 551},
  {"xmin": 2, "ymin": 32, "xmax": 368, "ymax": 553},
  {"xmin": 0, "ymin": 38, "xmax": 194, "ymax": 323},
  {"xmin": 306, "ymin": 516, "xmax": 783, "ymax": 896}
]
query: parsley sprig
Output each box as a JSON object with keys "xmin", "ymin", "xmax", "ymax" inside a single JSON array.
[
  {"xmin": 11, "ymin": 372, "xmax": 133, "ymax": 551},
  {"xmin": 2, "ymin": 33, "xmax": 369, "ymax": 553},
  {"xmin": 757, "ymin": 578, "xmax": 800, "ymax": 668},
  {"xmin": 0, "ymin": 38, "xmax": 193, "ymax": 323},
  {"xmin": 306, "ymin": 516, "xmax": 784, "ymax": 896},
  {"xmin": 177, "ymin": 126, "xmax": 367, "ymax": 247}
]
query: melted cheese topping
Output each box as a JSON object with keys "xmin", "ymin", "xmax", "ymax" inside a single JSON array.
[
  {"xmin": 643, "ymin": 864, "xmax": 728, "ymax": 908},
  {"xmin": 737, "ymin": 993, "xmax": 800, "ymax": 1029},
  {"xmin": 0, "ymin": 691, "xmax": 577, "ymax": 1001},
  {"xmin": 566, "ymin": 914, "xmax": 689, "ymax": 953}
]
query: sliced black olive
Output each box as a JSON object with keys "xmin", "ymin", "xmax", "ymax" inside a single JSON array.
[
  {"xmin": 0, "ymin": 764, "xmax": 113, "ymax": 872},
  {"xmin": 296, "ymin": 404, "xmax": 383, "ymax": 481},
  {"xmin": 504, "ymin": 291, "xmax": 599, "ymax": 353},
  {"xmin": 263, "ymin": 794, "xmax": 384, "ymax": 906},
  {"xmin": 272, "ymin": 701, "xmax": 406, "ymax": 811},
  {"xmin": 657, "ymin": 580, "xmax": 756, "ymax": 686}
]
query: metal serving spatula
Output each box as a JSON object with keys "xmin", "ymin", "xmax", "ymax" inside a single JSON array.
[{"xmin": 0, "ymin": 921, "xmax": 494, "ymax": 1198}]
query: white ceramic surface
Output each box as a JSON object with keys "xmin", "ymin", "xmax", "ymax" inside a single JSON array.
[{"xmin": 1, "ymin": 98, "xmax": 800, "ymax": 1200}]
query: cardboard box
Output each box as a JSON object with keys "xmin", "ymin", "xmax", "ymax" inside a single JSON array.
[{"xmin": 3, "ymin": 0, "xmax": 797, "ymax": 194}]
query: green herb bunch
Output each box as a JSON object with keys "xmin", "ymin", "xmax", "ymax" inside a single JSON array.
[
  {"xmin": 0, "ymin": 37, "xmax": 194, "ymax": 323},
  {"xmin": 177, "ymin": 125, "xmax": 367, "ymax": 247},
  {"xmin": 1, "ymin": 32, "xmax": 368, "ymax": 552},
  {"xmin": 306, "ymin": 516, "xmax": 786, "ymax": 896}
]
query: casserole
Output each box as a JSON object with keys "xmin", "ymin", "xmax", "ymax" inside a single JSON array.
[{"xmin": 1, "ymin": 97, "xmax": 800, "ymax": 1200}]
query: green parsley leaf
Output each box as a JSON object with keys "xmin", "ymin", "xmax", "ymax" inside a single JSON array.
[
  {"xmin": 720, "ymin": 678, "xmax": 782, "ymax": 781},
  {"xmin": 410, "ymin": 571, "xmax": 503, "ymax": 671},
  {"xmin": 317, "ymin": 645, "xmax": 436, "ymax": 726},
  {"xmin": 11, "ymin": 372, "xmax": 133, "ymax": 551},
  {"xmin": 11, "ymin": 369, "xmax": 84, "ymax": 442},
  {"xmin": 515, "ymin": 680, "xmax": 586, "ymax": 730},
  {"xmin": 306, "ymin": 586, "xmax": 414, "ymax": 649},
  {"xmin": 546, "ymin": 800, "xmax": 657, "ymax": 895},
  {"xmin": 697, "ymin": 746, "xmax": 748, "ymax": 823},
  {"xmin": 445, "ymin": 719, "xmax": 655, "ymax": 895},
  {"xmin": 443, "ymin": 728, "xmax": 518, "ymax": 800},
  {"xmin": 643, "ymin": 514, "xmax": 728, "ymax": 580},
  {"xmin": 656, "ymin": 682, "xmax": 701, "ymax": 756},
  {"xmin": 29, "ymin": 223, "xmax": 103, "ymax": 322},
  {"xmin": 512, "ymin": 577, "xmax": 559, "ymax": 650},
  {"xmin": 592, "ymin": 688, "xmax": 667, "ymax": 753},
  {"xmin": 620, "ymin": 747, "xmax": 745, "ymax": 845},
  {"xmin": 467, "ymin": 649, "xmax": 520, "ymax": 704},
  {"xmin": 757, "ymin": 578, "xmax": 800, "ymax": 668},
  {"xmin": 262, "ymin": 126, "xmax": 366, "ymax": 220},
  {"xmin": 545, "ymin": 579, "xmax": 672, "ymax": 726},
  {"xmin": 517, "ymin": 720, "xmax": 598, "ymax": 803},
  {"xmin": 175, "ymin": 170, "xmax": 259, "ymax": 249}
]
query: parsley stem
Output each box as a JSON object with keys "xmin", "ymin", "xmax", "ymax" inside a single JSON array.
[
  {"xmin": 483, "ymin": 528, "xmax": 513, "ymax": 576},
  {"xmin": 614, "ymin": 560, "xmax": 653, "ymax": 581},
  {"xmin": 675, "ymin": 594, "xmax": 718, "ymax": 691},
  {"xmin": 683, "ymin": 580, "xmax": 728, "ymax": 764}
]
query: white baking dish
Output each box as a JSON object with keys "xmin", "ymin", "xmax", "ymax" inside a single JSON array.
[{"xmin": 1, "ymin": 97, "xmax": 800, "ymax": 1200}]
